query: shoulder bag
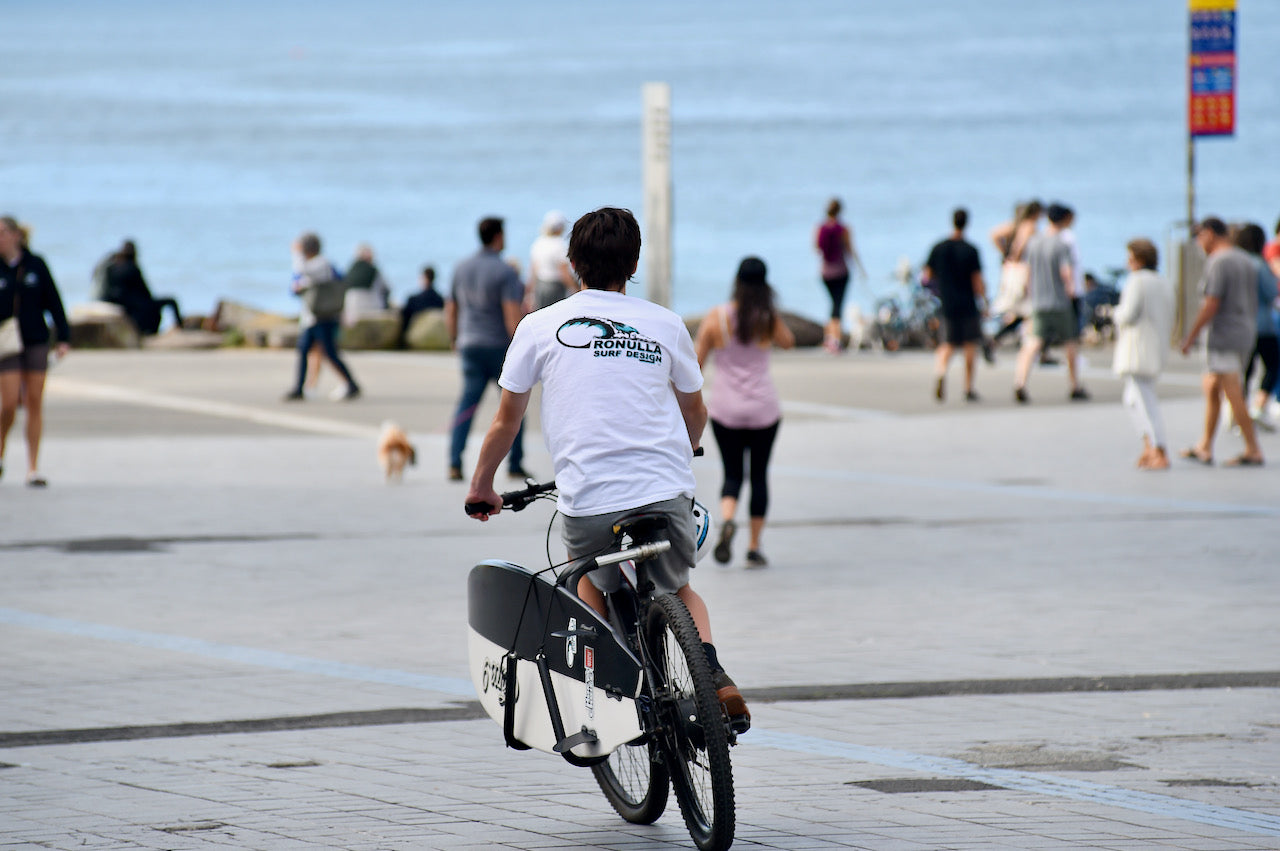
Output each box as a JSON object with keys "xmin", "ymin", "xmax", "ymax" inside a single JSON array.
[{"xmin": 0, "ymin": 270, "xmax": 22, "ymax": 357}]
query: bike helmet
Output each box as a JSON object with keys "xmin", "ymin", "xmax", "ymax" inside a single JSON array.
[{"xmin": 691, "ymin": 499, "xmax": 715, "ymax": 563}]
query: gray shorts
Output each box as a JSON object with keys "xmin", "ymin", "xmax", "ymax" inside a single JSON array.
[
  {"xmin": 0, "ymin": 345, "xmax": 49, "ymax": 374},
  {"xmin": 1205, "ymin": 347, "xmax": 1247, "ymax": 376},
  {"xmin": 1030, "ymin": 309, "xmax": 1077, "ymax": 344},
  {"xmin": 561, "ymin": 495, "xmax": 695, "ymax": 596}
]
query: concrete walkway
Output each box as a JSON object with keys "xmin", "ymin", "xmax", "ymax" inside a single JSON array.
[{"xmin": 1, "ymin": 346, "xmax": 1276, "ymax": 850}]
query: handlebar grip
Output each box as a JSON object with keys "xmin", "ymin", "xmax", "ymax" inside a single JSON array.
[{"xmin": 465, "ymin": 501, "xmax": 495, "ymax": 516}]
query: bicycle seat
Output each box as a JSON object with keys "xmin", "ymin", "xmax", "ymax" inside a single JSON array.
[{"xmin": 611, "ymin": 512, "xmax": 669, "ymax": 543}]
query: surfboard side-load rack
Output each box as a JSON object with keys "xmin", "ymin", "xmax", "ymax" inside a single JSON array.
[{"xmin": 467, "ymin": 560, "xmax": 644, "ymax": 765}]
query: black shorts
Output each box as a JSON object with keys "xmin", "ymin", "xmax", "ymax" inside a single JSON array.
[
  {"xmin": 941, "ymin": 314, "xmax": 982, "ymax": 346},
  {"xmin": 0, "ymin": 345, "xmax": 50, "ymax": 374}
]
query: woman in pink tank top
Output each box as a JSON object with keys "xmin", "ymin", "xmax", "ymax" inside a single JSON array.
[{"xmin": 694, "ymin": 257, "xmax": 795, "ymax": 568}]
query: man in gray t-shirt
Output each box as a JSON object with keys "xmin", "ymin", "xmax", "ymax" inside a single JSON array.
[
  {"xmin": 1013, "ymin": 203, "xmax": 1088, "ymax": 403},
  {"xmin": 446, "ymin": 217, "xmax": 528, "ymax": 480},
  {"xmin": 1178, "ymin": 217, "xmax": 1264, "ymax": 466}
]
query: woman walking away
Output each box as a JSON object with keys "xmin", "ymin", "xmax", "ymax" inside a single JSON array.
[
  {"xmin": 814, "ymin": 198, "xmax": 866, "ymax": 353},
  {"xmin": 695, "ymin": 257, "xmax": 795, "ymax": 567},
  {"xmin": 989, "ymin": 200, "xmax": 1043, "ymax": 348},
  {"xmin": 0, "ymin": 216, "xmax": 71, "ymax": 487},
  {"xmin": 1112, "ymin": 238, "xmax": 1175, "ymax": 470},
  {"xmin": 1234, "ymin": 223, "xmax": 1279, "ymax": 432}
]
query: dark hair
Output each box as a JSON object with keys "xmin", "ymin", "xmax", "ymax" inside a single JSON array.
[
  {"xmin": 567, "ymin": 207, "xmax": 641, "ymax": 290},
  {"xmin": 421, "ymin": 265, "xmax": 436, "ymax": 284},
  {"xmin": 1046, "ymin": 203, "xmax": 1073, "ymax": 225},
  {"xmin": 826, "ymin": 198, "xmax": 842, "ymax": 218},
  {"xmin": 1126, "ymin": 237, "xmax": 1159, "ymax": 271},
  {"xmin": 1197, "ymin": 216, "xmax": 1227, "ymax": 238},
  {"xmin": 1023, "ymin": 200, "xmax": 1043, "ymax": 219},
  {"xmin": 952, "ymin": 208, "xmax": 968, "ymax": 231},
  {"xmin": 1233, "ymin": 222, "xmax": 1266, "ymax": 255},
  {"xmin": 299, "ymin": 232, "xmax": 321, "ymax": 256},
  {"xmin": 732, "ymin": 257, "xmax": 777, "ymax": 345},
  {"xmin": 478, "ymin": 217, "xmax": 504, "ymax": 247}
]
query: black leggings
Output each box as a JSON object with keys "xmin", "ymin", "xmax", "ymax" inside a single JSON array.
[
  {"xmin": 1245, "ymin": 334, "xmax": 1279, "ymax": 395},
  {"xmin": 822, "ymin": 274, "xmax": 849, "ymax": 320},
  {"xmin": 711, "ymin": 419, "xmax": 780, "ymax": 519}
]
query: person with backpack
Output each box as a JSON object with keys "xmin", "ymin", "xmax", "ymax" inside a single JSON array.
[{"xmin": 283, "ymin": 232, "xmax": 360, "ymax": 402}]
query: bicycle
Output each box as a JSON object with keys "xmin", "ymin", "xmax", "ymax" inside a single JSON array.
[{"xmin": 465, "ymin": 481, "xmax": 739, "ymax": 851}]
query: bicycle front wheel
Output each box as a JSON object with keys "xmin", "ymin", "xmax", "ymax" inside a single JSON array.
[
  {"xmin": 647, "ymin": 593, "xmax": 735, "ymax": 851},
  {"xmin": 591, "ymin": 737, "xmax": 669, "ymax": 824}
]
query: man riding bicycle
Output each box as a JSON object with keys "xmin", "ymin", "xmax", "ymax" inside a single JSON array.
[{"xmin": 464, "ymin": 207, "xmax": 749, "ymax": 731}]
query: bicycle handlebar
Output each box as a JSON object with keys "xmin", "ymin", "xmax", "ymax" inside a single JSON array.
[
  {"xmin": 465, "ymin": 448, "xmax": 698, "ymax": 517},
  {"xmin": 464, "ymin": 480, "xmax": 557, "ymax": 516}
]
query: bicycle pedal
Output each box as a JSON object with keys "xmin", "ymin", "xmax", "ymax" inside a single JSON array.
[{"xmin": 726, "ymin": 713, "xmax": 751, "ymax": 736}]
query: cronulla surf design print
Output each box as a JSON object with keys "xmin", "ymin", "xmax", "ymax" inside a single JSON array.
[{"xmin": 556, "ymin": 316, "xmax": 663, "ymax": 364}]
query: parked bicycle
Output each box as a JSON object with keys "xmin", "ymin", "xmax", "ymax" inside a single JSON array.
[
  {"xmin": 465, "ymin": 481, "xmax": 739, "ymax": 851},
  {"xmin": 872, "ymin": 263, "xmax": 941, "ymax": 351}
]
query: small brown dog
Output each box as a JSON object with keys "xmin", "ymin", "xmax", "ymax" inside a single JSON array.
[{"xmin": 377, "ymin": 421, "xmax": 417, "ymax": 482}]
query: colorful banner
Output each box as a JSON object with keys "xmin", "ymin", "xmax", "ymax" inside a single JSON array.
[{"xmin": 1189, "ymin": 0, "xmax": 1236, "ymax": 137}]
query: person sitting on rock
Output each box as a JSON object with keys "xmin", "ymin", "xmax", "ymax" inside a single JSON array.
[
  {"xmin": 399, "ymin": 265, "xmax": 444, "ymax": 348},
  {"xmin": 102, "ymin": 240, "xmax": 183, "ymax": 335}
]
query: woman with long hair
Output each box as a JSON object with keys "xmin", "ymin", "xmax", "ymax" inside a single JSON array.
[
  {"xmin": 0, "ymin": 215, "xmax": 71, "ymax": 487},
  {"xmin": 695, "ymin": 257, "xmax": 795, "ymax": 568},
  {"xmin": 989, "ymin": 199, "xmax": 1043, "ymax": 346}
]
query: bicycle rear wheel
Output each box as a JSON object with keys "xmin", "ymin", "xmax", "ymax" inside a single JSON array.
[
  {"xmin": 647, "ymin": 594, "xmax": 735, "ymax": 851},
  {"xmin": 591, "ymin": 737, "xmax": 669, "ymax": 824}
]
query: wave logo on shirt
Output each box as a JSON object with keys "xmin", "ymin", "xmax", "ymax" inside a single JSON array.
[{"xmin": 556, "ymin": 316, "xmax": 663, "ymax": 364}]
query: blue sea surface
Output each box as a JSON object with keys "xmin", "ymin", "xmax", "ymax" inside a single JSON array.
[{"xmin": 4, "ymin": 0, "xmax": 1278, "ymax": 321}]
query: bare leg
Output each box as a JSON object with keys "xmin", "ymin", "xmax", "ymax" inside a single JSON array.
[
  {"xmin": 305, "ymin": 343, "xmax": 323, "ymax": 390},
  {"xmin": 748, "ymin": 516, "xmax": 765, "ymax": 552},
  {"xmin": 22, "ymin": 371, "xmax": 46, "ymax": 475},
  {"xmin": 1065, "ymin": 341, "xmax": 1081, "ymax": 390},
  {"xmin": 0, "ymin": 371, "xmax": 20, "ymax": 467},
  {"xmin": 1219, "ymin": 372, "xmax": 1263, "ymax": 459},
  {"xmin": 1014, "ymin": 335, "xmax": 1043, "ymax": 389},
  {"xmin": 677, "ymin": 585, "xmax": 713, "ymax": 644},
  {"xmin": 934, "ymin": 343, "xmax": 953, "ymax": 378},
  {"xmin": 719, "ymin": 495, "xmax": 738, "ymax": 527},
  {"xmin": 824, "ymin": 317, "xmax": 842, "ymax": 351},
  {"xmin": 1198, "ymin": 372, "xmax": 1222, "ymax": 456},
  {"xmin": 576, "ymin": 575, "xmax": 607, "ymax": 619},
  {"xmin": 961, "ymin": 342, "xmax": 976, "ymax": 392}
]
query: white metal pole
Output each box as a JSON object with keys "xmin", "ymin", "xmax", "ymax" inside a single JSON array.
[{"xmin": 641, "ymin": 82, "xmax": 672, "ymax": 308}]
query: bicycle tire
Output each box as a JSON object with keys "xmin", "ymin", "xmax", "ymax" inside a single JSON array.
[
  {"xmin": 590, "ymin": 737, "xmax": 669, "ymax": 824},
  {"xmin": 647, "ymin": 594, "xmax": 735, "ymax": 851}
]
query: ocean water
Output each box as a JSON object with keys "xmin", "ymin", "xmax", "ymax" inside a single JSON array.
[{"xmin": 5, "ymin": 0, "xmax": 1279, "ymax": 323}]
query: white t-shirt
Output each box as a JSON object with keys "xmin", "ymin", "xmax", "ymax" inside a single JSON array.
[
  {"xmin": 499, "ymin": 289, "xmax": 703, "ymax": 517},
  {"xmin": 529, "ymin": 234, "xmax": 569, "ymax": 283}
]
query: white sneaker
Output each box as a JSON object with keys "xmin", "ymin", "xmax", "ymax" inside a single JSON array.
[{"xmin": 329, "ymin": 385, "xmax": 347, "ymax": 401}]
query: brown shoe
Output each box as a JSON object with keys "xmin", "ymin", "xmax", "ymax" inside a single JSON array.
[{"xmin": 712, "ymin": 670, "xmax": 750, "ymax": 733}]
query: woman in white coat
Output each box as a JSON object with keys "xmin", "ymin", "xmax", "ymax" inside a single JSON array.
[{"xmin": 1112, "ymin": 238, "xmax": 1176, "ymax": 469}]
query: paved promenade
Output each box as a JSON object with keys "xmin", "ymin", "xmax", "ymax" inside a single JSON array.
[{"xmin": 2, "ymin": 345, "xmax": 1277, "ymax": 850}]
